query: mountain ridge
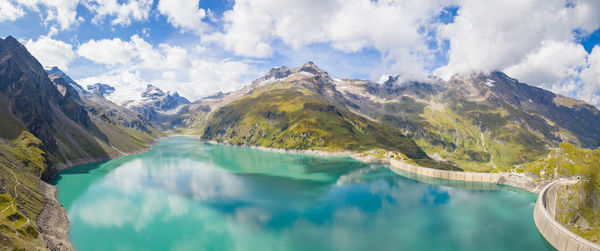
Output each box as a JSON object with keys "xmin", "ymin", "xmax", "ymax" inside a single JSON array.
[{"xmin": 0, "ymin": 36, "xmax": 162, "ymax": 250}]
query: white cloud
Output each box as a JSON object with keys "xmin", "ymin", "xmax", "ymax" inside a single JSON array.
[
  {"xmin": 0, "ymin": 0, "xmax": 25, "ymax": 22},
  {"xmin": 504, "ymin": 41, "xmax": 588, "ymax": 92},
  {"xmin": 83, "ymin": 0, "xmax": 153, "ymax": 26},
  {"xmin": 19, "ymin": 0, "xmax": 80, "ymax": 30},
  {"xmin": 181, "ymin": 58, "xmax": 257, "ymax": 96},
  {"xmin": 159, "ymin": 44, "xmax": 192, "ymax": 69},
  {"xmin": 75, "ymin": 35, "xmax": 259, "ymax": 102},
  {"xmin": 435, "ymin": 0, "xmax": 600, "ymax": 79},
  {"xmin": 580, "ymin": 45, "xmax": 600, "ymax": 106},
  {"xmin": 157, "ymin": 0, "xmax": 210, "ymax": 33},
  {"xmin": 25, "ymin": 36, "xmax": 75, "ymax": 70},
  {"xmin": 77, "ymin": 38, "xmax": 136, "ymax": 65},
  {"xmin": 570, "ymin": 0, "xmax": 600, "ymax": 34},
  {"xmin": 11, "ymin": 0, "xmax": 600, "ymax": 108},
  {"xmin": 145, "ymin": 58, "xmax": 259, "ymax": 101},
  {"xmin": 204, "ymin": 0, "xmax": 448, "ymax": 80},
  {"xmin": 130, "ymin": 34, "xmax": 163, "ymax": 68}
]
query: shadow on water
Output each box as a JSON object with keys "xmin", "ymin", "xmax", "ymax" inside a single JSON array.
[
  {"xmin": 50, "ymin": 160, "xmax": 110, "ymax": 185},
  {"xmin": 388, "ymin": 166, "xmax": 529, "ymax": 193}
]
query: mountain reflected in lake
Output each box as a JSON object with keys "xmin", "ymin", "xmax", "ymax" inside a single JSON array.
[{"xmin": 56, "ymin": 137, "xmax": 551, "ymax": 251}]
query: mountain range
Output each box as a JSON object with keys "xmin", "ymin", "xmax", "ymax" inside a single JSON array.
[
  {"xmin": 0, "ymin": 36, "xmax": 599, "ymax": 249},
  {"xmin": 167, "ymin": 62, "xmax": 600, "ymax": 172}
]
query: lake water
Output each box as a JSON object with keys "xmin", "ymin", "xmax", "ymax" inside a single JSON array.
[{"xmin": 54, "ymin": 137, "xmax": 552, "ymax": 251}]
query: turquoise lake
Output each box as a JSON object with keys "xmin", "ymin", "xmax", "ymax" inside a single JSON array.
[{"xmin": 54, "ymin": 137, "xmax": 552, "ymax": 251}]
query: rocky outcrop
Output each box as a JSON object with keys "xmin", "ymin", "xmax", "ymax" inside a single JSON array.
[{"xmin": 45, "ymin": 66, "xmax": 85, "ymax": 94}]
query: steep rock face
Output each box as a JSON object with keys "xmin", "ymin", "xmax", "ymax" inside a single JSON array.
[
  {"xmin": 484, "ymin": 72, "xmax": 600, "ymax": 147},
  {"xmin": 0, "ymin": 36, "xmax": 64, "ymax": 159},
  {"xmin": 45, "ymin": 66, "xmax": 85, "ymax": 94}
]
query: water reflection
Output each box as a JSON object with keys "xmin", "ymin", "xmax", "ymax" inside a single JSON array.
[{"xmin": 56, "ymin": 137, "xmax": 551, "ymax": 251}]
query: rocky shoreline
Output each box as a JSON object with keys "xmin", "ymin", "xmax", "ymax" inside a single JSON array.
[
  {"xmin": 37, "ymin": 181, "xmax": 74, "ymax": 251},
  {"xmin": 37, "ymin": 143, "xmax": 157, "ymax": 251}
]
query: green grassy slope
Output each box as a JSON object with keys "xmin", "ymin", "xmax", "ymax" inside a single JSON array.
[
  {"xmin": 0, "ymin": 97, "xmax": 46, "ymax": 250},
  {"xmin": 200, "ymin": 82, "xmax": 452, "ymax": 169},
  {"xmin": 373, "ymin": 95, "xmax": 553, "ymax": 172},
  {"xmin": 339, "ymin": 71, "xmax": 600, "ymax": 173}
]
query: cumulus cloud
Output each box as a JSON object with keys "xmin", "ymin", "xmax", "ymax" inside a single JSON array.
[
  {"xmin": 83, "ymin": 0, "xmax": 153, "ymax": 26},
  {"xmin": 157, "ymin": 0, "xmax": 210, "ymax": 33},
  {"xmin": 18, "ymin": 0, "xmax": 80, "ymax": 30},
  {"xmin": 7, "ymin": 0, "xmax": 153, "ymax": 30},
  {"xmin": 437, "ymin": 0, "xmax": 566, "ymax": 78},
  {"xmin": 435, "ymin": 0, "xmax": 600, "ymax": 79},
  {"xmin": 25, "ymin": 36, "xmax": 76, "ymax": 70},
  {"xmin": 580, "ymin": 46, "xmax": 600, "ymax": 106},
  {"xmin": 504, "ymin": 41, "xmax": 588, "ymax": 92},
  {"xmin": 78, "ymin": 38, "xmax": 136, "ymax": 65},
  {"xmin": 9, "ymin": 0, "xmax": 600, "ymax": 107},
  {"xmin": 0, "ymin": 0, "xmax": 25, "ymax": 22},
  {"xmin": 159, "ymin": 44, "xmax": 192, "ymax": 69},
  {"xmin": 75, "ymin": 35, "xmax": 258, "ymax": 102},
  {"xmin": 202, "ymin": 0, "xmax": 449, "ymax": 81},
  {"xmin": 425, "ymin": 0, "xmax": 600, "ymax": 107},
  {"xmin": 208, "ymin": 2, "xmax": 435, "ymax": 54}
]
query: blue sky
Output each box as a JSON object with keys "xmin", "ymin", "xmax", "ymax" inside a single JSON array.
[{"xmin": 0, "ymin": 0, "xmax": 599, "ymax": 105}]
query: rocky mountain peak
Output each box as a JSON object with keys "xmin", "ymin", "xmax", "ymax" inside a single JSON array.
[
  {"xmin": 251, "ymin": 62, "xmax": 332, "ymax": 89},
  {"xmin": 267, "ymin": 66, "xmax": 293, "ymax": 79},
  {"xmin": 87, "ymin": 83, "xmax": 115, "ymax": 97},
  {"xmin": 0, "ymin": 36, "xmax": 48, "ymax": 80},
  {"xmin": 299, "ymin": 61, "xmax": 327, "ymax": 75},
  {"xmin": 138, "ymin": 84, "xmax": 190, "ymax": 110},
  {"xmin": 142, "ymin": 84, "xmax": 166, "ymax": 99},
  {"xmin": 45, "ymin": 66, "xmax": 86, "ymax": 93},
  {"xmin": 382, "ymin": 75, "xmax": 399, "ymax": 87}
]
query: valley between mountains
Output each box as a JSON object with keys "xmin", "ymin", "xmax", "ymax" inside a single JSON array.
[{"xmin": 0, "ymin": 35, "xmax": 599, "ymax": 249}]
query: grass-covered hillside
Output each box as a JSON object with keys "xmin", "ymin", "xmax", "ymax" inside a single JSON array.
[
  {"xmin": 182, "ymin": 62, "xmax": 600, "ymax": 173},
  {"xmin": 513, "ymin": 142, "xmax": 600, "ymax": 243},
  {"xmin": 200, "ymin": 80, "xmax": 449, "ymax": 169},
  {"xmin": 337, "ymin": 71, "xmax": 599, "ymax": 172},
  {"xmin": 359, "ymin": 93, "xmax": 553, "ymax": 172},
  {"xmin": 0, "ymin": 97, "xmax": 47, "ymax": 249}
]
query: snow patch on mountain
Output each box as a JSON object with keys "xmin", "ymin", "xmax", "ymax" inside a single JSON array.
[{"xmin": 44, "ymin": 66, "xmax": 86, "ymax": 94}]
